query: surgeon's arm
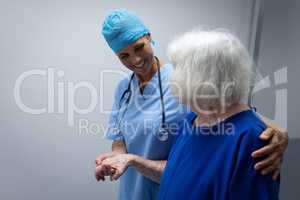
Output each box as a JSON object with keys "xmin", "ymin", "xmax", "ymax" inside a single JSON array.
[
  {"xmin": 112, "ymin": 139, "xmax": 127, "ymax": 153},
  {"xmin": 252, "ymin": 113, "xmax": 289, "ymax": 180}
]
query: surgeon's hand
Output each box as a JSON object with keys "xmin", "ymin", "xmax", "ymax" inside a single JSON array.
[
  {"xmin": 101, "ymin": 153, "xmax": 135, "ymax": 181},
  {"xmin": 95, "ymin": 151, "xmax": 120, "ymax": 166},
  {"xmin": 252, "ymin": 125, "xmax": 288, "ymax": 180}
]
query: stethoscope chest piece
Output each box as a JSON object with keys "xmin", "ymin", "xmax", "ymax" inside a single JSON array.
[{"xmin": 155, "ymin": 123, "xmax": 170, "ymax": 141}]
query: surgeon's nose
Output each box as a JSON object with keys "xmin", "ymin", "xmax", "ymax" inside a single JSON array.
[{"xmin": 129, "ymin": 56, "xmax": 142, "ymax": 66}]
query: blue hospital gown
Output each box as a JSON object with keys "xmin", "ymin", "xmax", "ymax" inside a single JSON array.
[
  {"xmin": 159, "ymin": 110, "xmax": 280, "ymax": 200},
  {"xmin": 105, "ymin": 63, "xmax": 189, "ymax": 200}
]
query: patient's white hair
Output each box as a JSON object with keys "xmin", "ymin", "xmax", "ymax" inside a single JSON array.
[{"xmin": 168, "ymin": 29, "xmax": 252, "ymax": 110}]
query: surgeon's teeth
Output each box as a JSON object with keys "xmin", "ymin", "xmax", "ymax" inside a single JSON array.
[{"xmin": 135, "ymin": 61, "xmax": 144, "ymax": 68}]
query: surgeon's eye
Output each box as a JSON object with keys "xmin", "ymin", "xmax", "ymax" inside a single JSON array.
[
  {"xmin": 134, "ymin": 43, "xmax": 145, "ymax": 52},
  {"xmin": 119, "ymin": 53, "xmax": 129, "ymax": 60}
]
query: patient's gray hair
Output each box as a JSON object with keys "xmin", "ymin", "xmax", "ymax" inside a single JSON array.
[{"xmin": 168, "ymin": 29, "xmax": 252, "ymax": 110}]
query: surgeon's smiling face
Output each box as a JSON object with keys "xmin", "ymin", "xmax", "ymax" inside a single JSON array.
[{"xmin": 116, "ymin": 34, "xmax": 154, "ymax": 77}]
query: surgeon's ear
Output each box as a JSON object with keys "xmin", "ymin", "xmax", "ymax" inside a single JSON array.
[
  {"xmin": 145, "ymin": 33, "xmax": 151, "ymax": 41},
  {"xmin": 145, "ymin": 33, "xmax": 155, "ymax": 46}
]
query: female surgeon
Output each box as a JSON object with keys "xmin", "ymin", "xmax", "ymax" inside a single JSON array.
[{"xmin": 94, "ymin": 9, "xmax": 288, "ymax": 200}]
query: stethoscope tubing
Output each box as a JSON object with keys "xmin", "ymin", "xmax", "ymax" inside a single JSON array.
[{"xmin": 116, "ymin": 56, "xmax": 167, "ymax": 132}]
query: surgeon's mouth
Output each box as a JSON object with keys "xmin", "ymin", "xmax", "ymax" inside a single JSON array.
[{"xmin": 133, "ymin": 60, "xmax": 145, "ymax": 68}]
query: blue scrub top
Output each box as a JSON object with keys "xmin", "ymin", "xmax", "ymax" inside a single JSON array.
[
  {"xmin": 105, "ymin": 63, "xmax": 189, "ymax": 200},
  {"xmin": 158, "ymin": 110, "xmax": 280, "ymax": 200}
]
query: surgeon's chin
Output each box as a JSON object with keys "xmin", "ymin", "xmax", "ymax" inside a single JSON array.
[{"xmin": 132, "ymin": 61, "xmax": 152, "ymax": 77}]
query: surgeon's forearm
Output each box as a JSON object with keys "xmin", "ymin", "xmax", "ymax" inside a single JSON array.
[
  {"xmin": 112, "ymin": 140, "xmax": 127, "ymax": 154},
  {"xmin": 129, "ymin": 155, "xmax": 166, "ymax": 183}
]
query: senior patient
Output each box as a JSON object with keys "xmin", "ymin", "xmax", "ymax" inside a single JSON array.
[{"xmin": 158, "ymin": 30, "xmax": 280, "ymax": 200}]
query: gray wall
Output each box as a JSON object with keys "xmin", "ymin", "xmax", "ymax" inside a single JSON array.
[
  {"xmin": 0, "ymin": 0, "xmax": 298, "ymax": 199},
  {"xmin": 253, "ymin": 0, "xmax": 300, "ymax": 199}
]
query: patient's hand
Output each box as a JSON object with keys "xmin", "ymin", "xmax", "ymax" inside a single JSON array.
[
  {"xmin": 94, "ymin": 162, "xmax": 116, "ymax": 181},
  {"xmin": 252, "ymin": 125, "xmax": 288, "ymax": 180},
  {"xmin": 94, "ymin": 151, "xmax": 119, "ymax": 181},
  {"xmin": 101, "ymin": 154, "xmax": 134, "ymax": 181}
]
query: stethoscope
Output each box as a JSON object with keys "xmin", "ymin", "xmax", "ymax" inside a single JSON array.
[{"xmin": 115, "ymin": 56, "xmax": 170, "ymax": 141}]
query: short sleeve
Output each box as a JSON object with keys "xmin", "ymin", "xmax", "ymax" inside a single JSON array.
[
  {"xmin": 104, "ymin": 79, "xmax": 127, "ymax": 141},
  {"xmin": 229, "ymin": 128, "xmax": 280, "ymax": 200}
]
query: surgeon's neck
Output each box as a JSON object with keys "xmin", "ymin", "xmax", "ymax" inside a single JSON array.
[
  {"xmin": 136, "ymin": 57, "xmax": 164, "ymax": 93},
  {"xmin": 193, "ymin": 103, "xmax": 249, "ymax": 126}
]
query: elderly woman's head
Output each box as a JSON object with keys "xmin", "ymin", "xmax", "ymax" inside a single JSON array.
[{"xmin": 168, "ymin": 29, "xmax": 252, "ymax": 113}]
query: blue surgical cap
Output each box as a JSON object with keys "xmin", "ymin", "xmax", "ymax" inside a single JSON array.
[{"xmin": 101, "ymin": 9, "xmax": 150, "ymax": 53}]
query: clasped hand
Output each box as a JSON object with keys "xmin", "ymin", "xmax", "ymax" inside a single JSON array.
[{"xmin": 94, "ymin": 152, "xmax": 134, "ymax": 181}]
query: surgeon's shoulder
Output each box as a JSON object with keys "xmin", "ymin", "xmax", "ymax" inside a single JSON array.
[
  {"xmin": 113, "ymin": 74, "xmax": 132, "ymax": 98},
  {"xmin": 117, "ymin": 75, "xmax": 131, "ymax": 88}
]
